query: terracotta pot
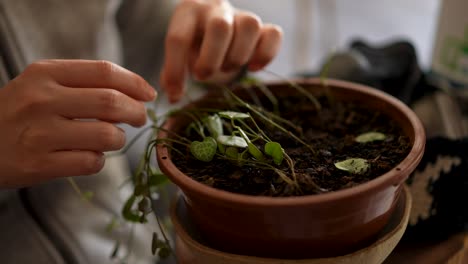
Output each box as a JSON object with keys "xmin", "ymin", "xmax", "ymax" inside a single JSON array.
[
  {"xmin": 171, "ymin": 184, "xmax": 412, "ymax": 264},
  {"xmin": 156, "ymin": 78, "xmax": 425, "ymax": 258}
]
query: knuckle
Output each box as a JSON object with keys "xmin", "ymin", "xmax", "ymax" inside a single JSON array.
[
  {"xmin": 99, "ymin": 89, "xmax": 122, "ymax": 110},
  {"xmin": 95, "ymin": 60, "xmax": 116, "ymax": 81},
  {"xmin": 19, "ymin": 126, "xmax": 43, "ymax": 149},
  {"xmin": 165, "ymin": 32, "xmax": 189, "ymax": 48},
  {"xmin": 23, "ymin": 60, "xmax": 49, "ymax": 75},
  {"xmin": 134, "ymin": 102, "xmax": 147, "ymax": 127},
  {"xmin": 267, "ymin": 24, "xmax": 284, "ymax": 39},
  {"xmin": 96, "ymin": 124, "xmax": 124, "ymax": 150},
  {"xmin": 238, "ymin": 13, "xmax": 261, "ymax": 32},
  {"xmin": 210, "ymin": 17, "xmax": 232, "ymax": 34}
]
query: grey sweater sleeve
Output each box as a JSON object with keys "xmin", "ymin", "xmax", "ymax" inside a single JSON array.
[{"xmin": 116, "ymin": 0, "xmax": 176, "ymax": 86}]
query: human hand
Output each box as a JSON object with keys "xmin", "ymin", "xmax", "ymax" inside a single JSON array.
[
  {"xmin": 0, "ymin": 60, "xmax": 156, "ymax": 187},
  {"xmin": 160, "ymin": 0, "xmax": 283, "ymax": 103}
]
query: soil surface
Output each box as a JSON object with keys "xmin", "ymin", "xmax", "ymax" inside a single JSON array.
[{"xmin": 171, "ymin": 95, "xmax": 411, "ymax": 197}]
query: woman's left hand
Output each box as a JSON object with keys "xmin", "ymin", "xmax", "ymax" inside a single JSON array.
[{"xmin": 160, "ymin": 0, "xmax": 283, "ymax": 103}]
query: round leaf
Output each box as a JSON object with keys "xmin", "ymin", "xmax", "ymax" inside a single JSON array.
[
  {"xmin": 248, "ymin": 142, "xmax": 264, "ymax": 160},
  {"xmin": 355, "ymin": 132, "xmax": 386, "ymax": 143},
  {"xmin": 225, "ymin": 147, "xmax": 239, "ymax": 159},
  {"xmin": 190, "ymin": 137, "xmax": 217, "ymax": 162},
  {"xmin": 334, "ymin": 158, "xmax": 369, "ymax": 174},
  {"xmin": 218, "ymin": 111, "xmax": 250, "ymax": 120},
  {"xmin": 264, "ymin": 142, "xmax": 284, "ymax": 165}
]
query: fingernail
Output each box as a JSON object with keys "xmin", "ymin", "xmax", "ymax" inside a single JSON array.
[{"xmin": 147, "ymin": 86, "xmax": 157, "ymax": 100}]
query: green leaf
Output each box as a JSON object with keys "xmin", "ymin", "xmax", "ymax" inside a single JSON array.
[
  {"xmin": 190, "ymin": 137, "xmax": 217, "ymax": 162},
  {"xmin": 205, "ymin": 114, "xmax": 223, "ymax": 138},
  {"xmin": 218, "ymin": 111, "xmax": 250, "ymax": 120},
  {"xmin": 148, "ymin": 172, "xmax": 168, "ymax": 187},
  {"xmin": 225, "ymin": 147, "xmax": 239, "ymax": 159},
  {"xmin": 355, "ymin": 132, "xmax": 386, "ymax": 143},
  {"xmin": 217, "ymin": 135, "xmax": 248, "ymax": 148},
  {"xmin": 248, "ymin": 142, "xmax": 264, "ymax": 160},
  {"xmin": 334, "ymin": 158, "xmax": 370, "ymax": 174},
  {"xmin": 122, "ymin": 195, "xmax": 140, "ymax": 222},
  {"xmin": 158, "ymin": 246, "xmax": 171, "ymax": 259},
  {"xmin": 264, "ymin": 142, "xmax": 284, "ymax": 165}
]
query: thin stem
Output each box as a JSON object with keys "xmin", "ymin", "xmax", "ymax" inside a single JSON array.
[
  {"xmin": 225, "ymin": 88, "xmax": 316, "ymax": 155},
  {"xmin": 262, "ymin": 69, "xmax": 321, "ymax": 111}
]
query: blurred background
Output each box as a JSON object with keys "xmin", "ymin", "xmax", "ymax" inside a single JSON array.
[{"xmin": 231, "ymin": 0, "xmax": 440, "ymax": 78}]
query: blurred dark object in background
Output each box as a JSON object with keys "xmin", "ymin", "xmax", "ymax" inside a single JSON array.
[{"xmin": 297, "ymin": 39, "xmax": 438, "ymax": 105}]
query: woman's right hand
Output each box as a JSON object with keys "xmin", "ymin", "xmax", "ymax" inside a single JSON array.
[{"xmin": 0, "ymin": 60, "xmax": 156, "ymax": 188}]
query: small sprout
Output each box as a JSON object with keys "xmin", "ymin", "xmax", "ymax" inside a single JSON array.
[
  {"xmin": 334, "ymin": 158, "xmax": 370, "ymax": 174},
  {"xmin": 205, "ymin": 114, "xmax": 223, "ymax": 137},
  {"xmin": 217, "ymin": 135, "xmax": 248, "ymax": 148},
  {"xmin": 248, "ymin": 142, "xmax": 264, "ymax": 160},
  {"xmin": 264, "ymin": 142, "xmax": 284, "ymax": 165},
  {"xmin": 355, "ymin": 132, "xmax": 386, "ymax": 143},
  {"xmin": 190, "ymin": 137, "xmax": 217, "ymax": 162},
  {"xmin": 218, "ymin": 111, "xmax": 250, "ymax": 120},
  {"xmin": 225, "ymin": 147, "xmax": 239, "ymax": 159}
]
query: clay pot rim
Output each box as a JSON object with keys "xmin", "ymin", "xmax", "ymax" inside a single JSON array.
[{"xmin": 156, "ymin": 78, "xmax": 425, "ymax": 207}]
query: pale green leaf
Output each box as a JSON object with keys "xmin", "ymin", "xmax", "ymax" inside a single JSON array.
[
  {"xmin": 218, "ymin": 111, "xmax": 250, "ymax": 120},
  {"xmin": 217, "ymin": 135, "xmax": 248, "ymax": 148},
  {"xmin": 334, "ymin": 158, "xmax": 370, "ymax": 174},
  {"xmin": 205, "ymin": 114, "xmax": 223, "ymax": 137},
  {"xmin": 355, "ymin": 132, "xmax": 386, "ymax": 143}
]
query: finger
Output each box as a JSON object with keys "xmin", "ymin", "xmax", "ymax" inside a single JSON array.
[
  {"xmin": 160, "ymin": 1, "xmax": 201, "ymax": 103},
  {"xmin": 247, "ymin": 24, "xmax": 283, "ymax": 72},
  {"xmin": 44, "ymin": 151, "xmax": 106, "ymax": 178},
  {"xmin": 193, "ymin": 4, "xmax": 234, "ymax": 81},
  {"xmin": 56, "ymin": 88, "xmax": 147, "ymax": 127},
  {"xmin": 222, "ymin": 11, "xmax": 262, "ymax": 72},
  {"xmin": 52, "ymin": 120, "xmax": 126, "ymax": 152},
  {"xmin": 34, "ymin": 59, "xmax": 156, "ymax": 101}
]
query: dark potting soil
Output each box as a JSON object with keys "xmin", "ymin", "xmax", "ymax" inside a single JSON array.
[{"xmin": 171, "ymin": 95, "xmax": 411, "ymax": 197}]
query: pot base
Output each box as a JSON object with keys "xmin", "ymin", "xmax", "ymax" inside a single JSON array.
[{"xmin": 170, "ymin": 185, "xmax": 412, "ymax": 264}]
